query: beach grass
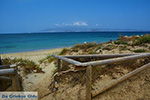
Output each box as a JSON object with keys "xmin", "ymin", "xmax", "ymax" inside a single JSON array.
[
  {"xmin": 2, "ymin": 57, "xmax": 42, "ymax": 73},
  {"xmin": 133, "ymin": 34, "xmax": 150, "ymax": 45}
]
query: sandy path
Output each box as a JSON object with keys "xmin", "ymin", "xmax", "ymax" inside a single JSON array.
[{"xmin": 22, "ymin": 62, "xmax": 57, "ymax": 98}]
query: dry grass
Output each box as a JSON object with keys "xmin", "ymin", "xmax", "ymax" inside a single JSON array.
[{"xmin": 2, "ymin": 57, "xmax": 43, "ymax": 74}]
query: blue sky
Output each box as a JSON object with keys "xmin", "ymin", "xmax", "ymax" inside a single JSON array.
[{"xmin": 0, "ymin": 0, "xmax": 150, "ymax": 33}]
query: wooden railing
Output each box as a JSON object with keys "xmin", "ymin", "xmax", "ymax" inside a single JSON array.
[
  {"xmin": 0, "ymin": 58, "xmax": 22, "ymax": 91},
  {"xmin": 52, "ymin": 53, "xmax": 150, "ymax": 100}
]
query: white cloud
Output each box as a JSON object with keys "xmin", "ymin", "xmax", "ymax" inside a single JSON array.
[
  {"xmin": 72, "ymin": 21, "xmax": 88, "ymax": 26},
  {"xmin": 54, "ymin": 21, "xmax": 88, "ymax": 27}
]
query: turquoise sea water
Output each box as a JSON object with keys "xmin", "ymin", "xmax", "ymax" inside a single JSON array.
[{"xmin": 0, "ymin": 32, "xmax": 148, "ymax": 54}]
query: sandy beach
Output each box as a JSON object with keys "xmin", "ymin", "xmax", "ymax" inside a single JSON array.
[{"xmin": 0, "ymin": 48, "xmax": 63, "ymax": 63}]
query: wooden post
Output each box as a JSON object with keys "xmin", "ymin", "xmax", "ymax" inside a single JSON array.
[
  {"xmin": 11, "ymin": 74, "xmax": 22, "ymax": 91},
  {"xmin": 57, "ymin": 59, "xmax": 61, "ymax": 72},
  {"xmin": 86, "ymin": 66, "xmax": 92, "ymax": 100}
]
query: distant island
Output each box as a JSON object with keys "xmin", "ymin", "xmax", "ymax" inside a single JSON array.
[{"xmin": 41, "ymin": 26, "xmax": 150, "ymax": 33}]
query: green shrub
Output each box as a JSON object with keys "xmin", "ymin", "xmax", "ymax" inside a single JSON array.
[
  {"xmin": 133, "ymin": 34, "xmax": 150, "ymax": 45},
  {"xmin": 59, "ymin": 48, "xmax": 70, "ymax": 55},
  {"xmin": 2, "ymin": 58, "xmax": 42, "ymax": 73},
  {"xmin": 133, "ymin": 49, "xmax": 146, "ymax": 53},
  {"xmin": 94, "ymin": 45, "xmax": 102, "ymax": 51},
  {"xmin": 102, "ymin": 44, "xmax": 115, "ymax": 50},
  {"xmin": 46, "ymin": 56, "xmax": 56, "ymax": 63},
  {"xmin": 39, "ymin": 55, "xmax": 56, "ymax": 64},
  {"xmin": 114, "ymin": 40, "xmax": 128, "ymax": 45},
  {"xmin": 72, "ymin": 42, "xmax": 97, "ymax": 50},
  {"xmin": 87, "ymin": 50, "xmax": 97, "ymax": 54},
  {"xmin": 119, "ymin": 45, "xmax": 129, "ymax": 51}
]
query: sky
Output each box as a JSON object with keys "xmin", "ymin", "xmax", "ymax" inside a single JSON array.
[{"xmin": 0, "ymin": 0, "xmax": 150, "ymax": 33}]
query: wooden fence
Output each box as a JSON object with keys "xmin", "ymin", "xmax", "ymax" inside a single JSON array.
[
  {"xmin": 52, "ymin": 53, "xmax": 150, "ymax": 100},
  {"xmin": 0, "ymin": 58, "xmax": 22, "ymax": 91}
]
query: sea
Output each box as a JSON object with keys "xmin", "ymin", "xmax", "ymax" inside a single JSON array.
[{"xmin": 0, "ymin": 32, "xmax": 149, "ymax": 54}]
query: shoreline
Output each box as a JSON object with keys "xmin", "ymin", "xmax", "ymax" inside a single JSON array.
[
  {"xmin": 0, "ymin": 46, "xmax": 68, "ymax": 55},
  {"xmin": 0, "ymin": 48, "xmax": 64, "ymax": 62},
  {"xmin": 0, "ymin": 47, "xmax": 64, "ymax": 55}
]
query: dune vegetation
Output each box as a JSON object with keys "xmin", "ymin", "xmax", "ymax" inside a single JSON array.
[
  {"xmin": 2, "ymin": 57, "xmax": 43, "ymax": 74},
  {"xmin": 40, "ymin": 34, "xmax": 150, "ymax": 64}
]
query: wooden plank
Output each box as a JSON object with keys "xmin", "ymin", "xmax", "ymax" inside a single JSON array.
[
  {"xmin": 53, "ymin": 53, "xmax": 150, "ymax": 67},
  {"xmin": 64, "ymin": 53, "xmax": 150, "ymax": 58},
  {"xmin": 0, "ymin": 65, "xmax": 10, "ymax": 69},
  {"xmin": 52, "ymin": 55, "xmax": 82, "ymax": 66},
  {"xmin": 86, "ymin": 66, "xmax": 92, "ymax": 100},
  {"xmin": 63, "ymin": 53, "xmax": 140, "ymax": 58},
  {"xmin": 80, "ymin": 53, "xmax": 150, "ymax": 66},
  {"xmin": 0, "ymin": 76, "xmax": 11, "ymax": 80},
  {"xmin": 92, "ymin": 62, "xmax": 150, "ymax": 98},
  {"xmin": 11, "ymin": 74, "xmax": 22, "ymax": 91},
  {"xmin": 0, "ymin": 68, "xmax": 16, "ymax": 75},
  {"xmin": 0, "ymin": 64, "xmax": 16, "ymax": 69}
]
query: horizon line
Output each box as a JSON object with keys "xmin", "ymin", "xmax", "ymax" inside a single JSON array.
[{"xmin": 0, "ymin": 30, "xmax": 150, "ymax": 34}]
